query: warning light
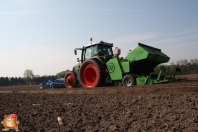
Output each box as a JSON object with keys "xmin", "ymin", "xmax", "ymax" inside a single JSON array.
[{"xmin": 90, "ymin": 37, "xmax": 92, "ymax": 44}]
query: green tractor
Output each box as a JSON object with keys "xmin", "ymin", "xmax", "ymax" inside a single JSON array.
[
  {"xmin": 64, "ymin": 39, "xmax": 177, "ymax": 88},
  {"xmin": 65, "ymin": 40, "xmax": 114, "ymax": 88}
]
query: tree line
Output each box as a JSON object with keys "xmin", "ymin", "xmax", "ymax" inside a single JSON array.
[
  {"xmin": 0, "ymin": 75, "xmax": 57, "ymax": 86},
  {"xmin": 0, "ymin": 77, "xmax": 25, "ymax": 86},
  {"xmin": 154, "ymin": 58, "xmax": 198, "ymax": 75},
  {"xmin": 0, "ymin": 69, "xmax": 69, "ymax": 86}
]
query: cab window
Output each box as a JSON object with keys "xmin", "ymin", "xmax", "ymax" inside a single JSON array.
[
  {"xmin": 100, "ymin": 45, "xmax": 113, "ymax": 57},
  {"xmin": 93, "ymin": 45, "xmax": 98, "ymax": 55},
  {"xmin": 85, "ymin": 47, "xmax": 92, "ymax": 59}
]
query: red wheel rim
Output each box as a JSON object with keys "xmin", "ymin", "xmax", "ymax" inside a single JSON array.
[
  {"xmin": 65, "ymin": 74, "xmax": 74, "ymax": 88},
  {"xmin": 80, "ymin": 63, "xmax": 98, "ymax": 88}
]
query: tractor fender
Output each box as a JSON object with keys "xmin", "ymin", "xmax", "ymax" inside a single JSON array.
[{"xmin": 89, "ymin": 56, "xmax": 106, "ymax": 65}]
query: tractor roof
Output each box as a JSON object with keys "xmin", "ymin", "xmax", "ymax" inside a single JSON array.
[{"xmin": 85, "ymin": 41, "xmax": 113, "ymax": 48}]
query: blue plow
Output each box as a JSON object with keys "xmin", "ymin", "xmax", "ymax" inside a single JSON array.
[{"xmin": 39, "ymin": 78, "xmax": 65, "ymax": 89}]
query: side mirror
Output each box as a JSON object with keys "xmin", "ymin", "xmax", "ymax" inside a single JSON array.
[
  {"xmin": 77, "ymin": 58, "xmax": 79, "ymax": 62},
  {"xmin": 74, "ymin": 50, "xmax": 77, "ymax": 55}
]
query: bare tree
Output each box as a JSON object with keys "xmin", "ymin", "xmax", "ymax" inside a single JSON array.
[
  {"xmin": 170, "ymin": 62, "xmax": 175, "ymax": 65},
  {"xmin": 195, "ymin": 59, "xmax": 198, "ymax": 64},
  {"xmin": 190, "ymin": 59, "xmax": 195, "ymax": 64},
  {"xmin": 183, "ymin": 59, "xmax": 188, "ymax": 65},
  {"xmin": 23, "ymin": 69, "xmax": 34, "ymax": 84},
  {"xmin": 176, "ymin": 60, "xmax": 180, "ymax": 66}
]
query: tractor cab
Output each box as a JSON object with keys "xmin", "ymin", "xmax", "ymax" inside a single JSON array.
[
  {"xmin": 74, "ymin": 40, "xmax": 114, "ymax": 64},
  {"xmin": 84, "ymin": 41, "xmax": 113, "ymax": 59}
]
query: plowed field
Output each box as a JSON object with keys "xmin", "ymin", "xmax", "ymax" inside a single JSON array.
[{"xmin": 0, "ymin": 74, "xmax": 198, "ymax": 132}]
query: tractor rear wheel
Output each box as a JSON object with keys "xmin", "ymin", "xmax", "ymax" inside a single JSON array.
[
  {"xmin": 79, "ymin": 59, "xmax": 104, "ymax": 88},
  {"xmin": 64, "ymin": 71, "xmax": 77, "ymax": 88},
  {"xmin": 122, "ymin": 74, "xmax": 135, "ymax": 86}
]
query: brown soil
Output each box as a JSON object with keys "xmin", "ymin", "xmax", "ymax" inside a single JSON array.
[{"xmin": 0, "ymin": 74, "xmax": 198, "ymax": 132}]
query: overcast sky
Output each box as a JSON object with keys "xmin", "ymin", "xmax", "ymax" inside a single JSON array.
[{"xmin": 0, "ymin": 0, "xmax": 198, "ymax": 77}]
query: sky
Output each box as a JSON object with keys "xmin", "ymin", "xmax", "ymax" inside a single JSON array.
[{"xmin": 0, "ymin": 0, "xmax": 198, "ymax": 77}]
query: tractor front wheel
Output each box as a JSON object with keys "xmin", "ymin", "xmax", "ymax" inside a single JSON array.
[
  {"xmin": 64, "ymin": 71, "xmax": 77, "ymax": 88},
  {"xmin": 79, "ymin": 59, "xmax": 104, "ymax": 88},
  {"xmin": 122, "ymin": 74, "xmax": 135, "ymax": 86}
]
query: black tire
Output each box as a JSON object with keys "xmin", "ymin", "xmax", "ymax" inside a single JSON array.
[
  {"xmin": 122, "ymin": 74, "xmax": 135, "ymax": 86},
  {"xmin": 64, "ymin": 71, "xmax": 77, "ymax": 88},
  {"xmin": 79, "ymin": 59, "xmax": 104, "ymax": 88}
]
